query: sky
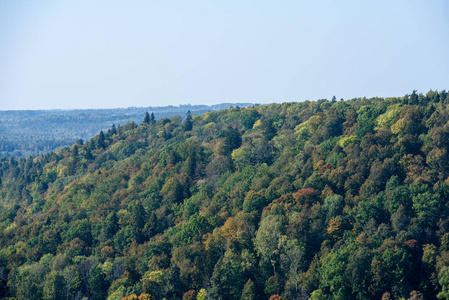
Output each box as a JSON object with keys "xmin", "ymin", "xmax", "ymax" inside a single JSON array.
[{"xmin": 0, "ymin": 0, "xmax": 448, "ymax": 110}]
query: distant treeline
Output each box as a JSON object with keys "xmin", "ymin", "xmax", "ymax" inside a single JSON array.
[{"xmin": 0, "ymin": 103, "xmax": 252, "ymax": 157}]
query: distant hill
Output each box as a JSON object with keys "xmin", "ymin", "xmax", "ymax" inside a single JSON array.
[
  {"xmin": 0, "ymin": 103, "xmax": 252, "ymax": 158},
  {"xmin": 2, "ymin": 91, "xmax": 449, "ymax": 299}
]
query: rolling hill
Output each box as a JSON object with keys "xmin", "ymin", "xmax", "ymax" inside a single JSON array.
[{"xmin": 0, "ymin": 90, "xmax": 448, "ymax": 299}]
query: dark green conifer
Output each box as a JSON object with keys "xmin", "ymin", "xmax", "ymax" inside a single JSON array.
[
  {"xmin": 144, "ymin": 112, "xmax": 150, "ymax": 124},
  {"xmin": 184, "ymin": 110, "xmax": 193, "ymax": 131},
  {"xmin": 97, "ymin": 131, "xmax": 106, "ymax": 149}
]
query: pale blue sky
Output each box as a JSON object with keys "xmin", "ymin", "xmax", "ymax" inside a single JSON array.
[{"xmin": 1, "ymin": 0, "xmax": 448, "ymax": 110}]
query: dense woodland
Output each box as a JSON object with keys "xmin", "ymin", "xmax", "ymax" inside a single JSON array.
[
  {"xmin": 0, "ymin": 103, "xmax": 250, "ymax": 158},
  {"xmin": 1, "ymin": 91, "xmax": 449, "ymax": 299}
]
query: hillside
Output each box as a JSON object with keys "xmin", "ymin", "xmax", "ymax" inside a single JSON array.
[
  {"xmin": 0, "ymin": 90, "xmax": 449, "ymax": 299},
  {"xmin": 0, "ymin": 103, "xmax": 252, "ymax": 158}
]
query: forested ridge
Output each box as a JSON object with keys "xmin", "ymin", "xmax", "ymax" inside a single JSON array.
[
  {"xmin": 0, "ymin": 103, "xmax": 251, "ymax": 158},
  {"xmin": 1, "ymin": 91, "xmax": 449, "ymax": 299}
]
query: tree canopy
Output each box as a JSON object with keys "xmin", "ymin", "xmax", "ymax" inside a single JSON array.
[{"xmin": 0, "ymin": 90, "xmax": 448, "ymax": 299}]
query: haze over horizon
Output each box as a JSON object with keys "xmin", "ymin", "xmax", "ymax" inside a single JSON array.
[{"xmin": 1, "ymin": 0, "xmax": 448, "ymax": 110}]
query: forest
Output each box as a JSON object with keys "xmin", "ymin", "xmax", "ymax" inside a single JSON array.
[
  {"xmin": 0, "ymin": 103, "xmax": 250, "ymax": 158},
  {"xmin": 0, "ymin": 90, "xmax": 449, "ymax": 299}
]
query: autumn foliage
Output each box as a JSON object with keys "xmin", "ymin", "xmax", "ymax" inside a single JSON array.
[{"xmin": 0, "ymin": 91, "xmax": 448, "ymax": 299}]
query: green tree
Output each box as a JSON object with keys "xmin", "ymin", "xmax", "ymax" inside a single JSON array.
[
  {"xmin": 144, "ymin": 112, "xmax": 151, "ymax": 124},
  {"xmin": 438, "ymin": 267, "xmax": 449, "ymax": 299},
  {"xmin": 42, "ymin": 272, "xmax": 66, "ymax": 300},
  {"xmin": 224, "ymin": 126, "xmax": 242, "ymax": 155},
  {"xmin": 184, "ymin": 110, "xmax": 193, "ymax": 131},
  {"xmin": 254, "ymin": 213, "xmax": 286, "ymax": 273},
  {"xmin": 110, "ymin": 123, "xmax": 117, "ymax": 135},
  {"xmin": 355, "ymin": 106, "xmax": 377, "ymax": 138},
  {"xmin": 240, "ymin": 279, "xmax": 256, "ymax": 300},
  {"xmin": 309, "ymin": 289, "xmax": 326, "ymax": 300},
  {"xmin": 101, "ymin": 211, "xmax": 120, "ymax": 240},
  {"xmin": 97, "ymin": 130, "xmax": 106, "ymax": 149},
  {"xmin": 210, "ymin": 251, "xmax": 245, "ymax": 300},
  {"xmin": 243, "ymin": 190, "xmax": 265, "ymax": 214},
  {"xmin": 262, "ymin": 118, "xmax": 277, "ymax": 141},
  {"xmin": 165, "ymin": 265, "xmax": 183, "ymax": 299},
  {"xmin": 131, "ymin": 202, "xmax": 147, "ymax": 242},
  {"xmin": 89, "ymin": 265, "xmax": 109, "ymax": 300}
]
